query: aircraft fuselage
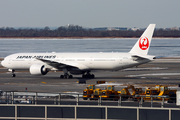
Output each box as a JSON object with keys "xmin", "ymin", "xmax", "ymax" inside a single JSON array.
[{"xmin": 1, "ymin": 52, "xmax": 150, "ymax": 71}]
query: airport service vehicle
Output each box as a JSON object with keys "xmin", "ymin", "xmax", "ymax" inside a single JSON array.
[
  {"xmin": 1, "ymin": 24, "xmax": 156, "ymax": 79},
  {"xmin": 90, "ymin": 88, "xmax": 102, "ymax": 100},
  {"xmin": 83, "ymin": 85, "xmax": 95, "ymax": 100},
  {"xmin": 120, "ymin": 85, "xmax": 136, "ymax": 96},
  {"xmin": 83, "ymin": 85, "xmax": 119, "ymax": 100},
  {"xmin": 140, "ymin": 85, "xmax": 176, "ymax": 102},
  {"xmin": 117, "ymin": 85, "xmax": 143, "ymax": 100},
  {"xmin": 101, "ymin": 85, "xmax": 119, "ymax": 100},
  {"xmin": 88, "ymin": 85, "xmax": 142, "ymax": 100},
  {"xmin": 157, "ymin": 86, "xmax": 176, "ymax": 102}
]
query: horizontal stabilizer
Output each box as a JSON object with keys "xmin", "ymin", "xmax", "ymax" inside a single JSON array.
[{"xmin": 131, "ymin": 54, "xmax": 156, "ymax": 61}]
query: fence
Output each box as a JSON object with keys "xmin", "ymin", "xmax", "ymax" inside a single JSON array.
[
  {"xmin": 0, "ymin": 104, "xmax": 179, "ymax": 120},
  {"xmin": 0, "ymin": 91, "xmax": 177, "ymax": 108},
  {"xmin": 0, "ymin": 91, "xmax": 179, "ymax": 120}
]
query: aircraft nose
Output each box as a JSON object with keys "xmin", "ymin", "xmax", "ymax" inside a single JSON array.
[{"xmin": 1, "ymin": 60, "xmax": 6, "ymax": 67}]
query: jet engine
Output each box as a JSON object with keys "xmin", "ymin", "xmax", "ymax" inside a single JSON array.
[{"xmin": 29, "ymin": 64, "xmax": 48, "ymax": 75}]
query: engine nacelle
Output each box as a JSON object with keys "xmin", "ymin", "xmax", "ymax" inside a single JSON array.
[{"xmin": 29, "ymin": 64, "xmax": 48, "ymax": 75}]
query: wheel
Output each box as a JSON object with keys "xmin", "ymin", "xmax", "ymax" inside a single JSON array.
[
  {"xmin": 83, "ymin": 98, "xmax": 88, "ymax": 100},
  {"xmin": 60, "ymin": 75, "xmax": 64, "ymax": 78},
  {"xmin": 87, "ymin": 75, "xmax": 91, "ymax": 78},
  {"xmin": 82, "ymin": 74, "xmax": 86, "ymax": 78},
  {"xmin": 69, "ymin": 75, "xmax": 73, "ymax": 79},
  {"xmin": 12, "ymin": 74, "xmax": 16, "ymax": 77},
  {"xmin": 91, "ymin": 74, "xmax": 95, "ymax": 78}
]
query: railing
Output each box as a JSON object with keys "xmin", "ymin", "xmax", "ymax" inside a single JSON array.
[
  {"xmin": 0, "ymin": 91, "xmax": 179, "ymax": 120},
  {"xmin": 0, "ymin": 91, "xmax": 177, "ymax": 108},
  {"xmin": 0, "ymin": 104, "xmax": 179, "ymax": 120}
]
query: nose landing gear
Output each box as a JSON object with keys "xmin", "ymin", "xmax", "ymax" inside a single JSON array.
[{"xmin": 9, "ymin": 69, "xmax": 16, "ymax": 77}]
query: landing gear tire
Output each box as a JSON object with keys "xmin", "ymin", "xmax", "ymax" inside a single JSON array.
[
  {"xmin": 69, "ymin": 75, "xmax": 73, "ymax": 79},
  {"xmin": 60, "ymin": 75, "xmax": 73, "ymax": 79},
  {"xmin": 83, "ymin": 98, "xmax": 88, "ymax": 100},
  {"xmin": 12, "ymin": 74, "xmax": 16, "ymax": 77},
  {"xmin": 91, "ymin": 74, "xmax": 95, "ymax": 78},
  {"xmin": 60, "ymin": 75, "xmax": 64, "ymax": 78}
]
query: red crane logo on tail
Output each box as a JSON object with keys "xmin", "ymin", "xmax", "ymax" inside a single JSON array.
[{"xmin": 139, "ymin": 36, "xmax": 149, "ymax": 50}]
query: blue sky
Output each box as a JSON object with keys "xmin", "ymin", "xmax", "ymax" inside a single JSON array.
[{"xmin": 0, "ymin": 0, "xmax": 179, "ymax": 28}]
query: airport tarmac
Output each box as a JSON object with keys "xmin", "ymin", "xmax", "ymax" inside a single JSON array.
[{"xmin": 0, "ymin": 58, "xmax": 180, "ymax": 93}]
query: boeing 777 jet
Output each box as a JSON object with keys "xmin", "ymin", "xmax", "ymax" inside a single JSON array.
[{"xmin": 1, "ymin": 24, "xmax": 156, "ymax": 79}]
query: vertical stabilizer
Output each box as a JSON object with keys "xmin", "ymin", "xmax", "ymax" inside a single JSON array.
[{"xmin": 129, "ymin": 24, "xmax": 156, "ymax": 55}]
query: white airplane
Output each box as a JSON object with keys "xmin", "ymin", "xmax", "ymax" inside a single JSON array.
[{"xmin": 1, "ymin": 24, "xmax": 156, "ymax": 79}]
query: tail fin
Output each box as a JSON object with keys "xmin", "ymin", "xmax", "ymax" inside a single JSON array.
[{"xmin": 129, "ymin": 24, "xmax": 156, "ymax": 55}]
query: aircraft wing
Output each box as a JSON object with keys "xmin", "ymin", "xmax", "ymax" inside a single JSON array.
[{"xmin": 36, "ymin": 58, "xmax": 89, "ymax": 70}]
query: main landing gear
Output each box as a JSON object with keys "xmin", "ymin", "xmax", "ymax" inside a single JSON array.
[
  {"xmin": 82, "ymin": 72, "xmax": 95, "ymax": 78},
  {"xmin": 60, "ymin": 68, "xmax": 73, "ymax": 79},
  {"xmin": 60, "ymin": 74, "xmax": 73, "ymax": 79},
  {"xmin": 59, "ymin": 69, "xmax": 95, "ymax": 79}
]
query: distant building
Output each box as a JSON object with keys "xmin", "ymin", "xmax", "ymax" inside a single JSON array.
[
  {"xmin": 130, "ymin": 27, "xmax": 140, "ymax": 31},
  {"xmin": 95, "ymin": 27, "xmax": 128, "ymax": 31},
  {"xmin": 107, "ymin": 28, "xmax": 119, "ymax": 31},
  {"xmin": 171, "ymin": 27, "xmax": 179, "ymax": 30}
]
